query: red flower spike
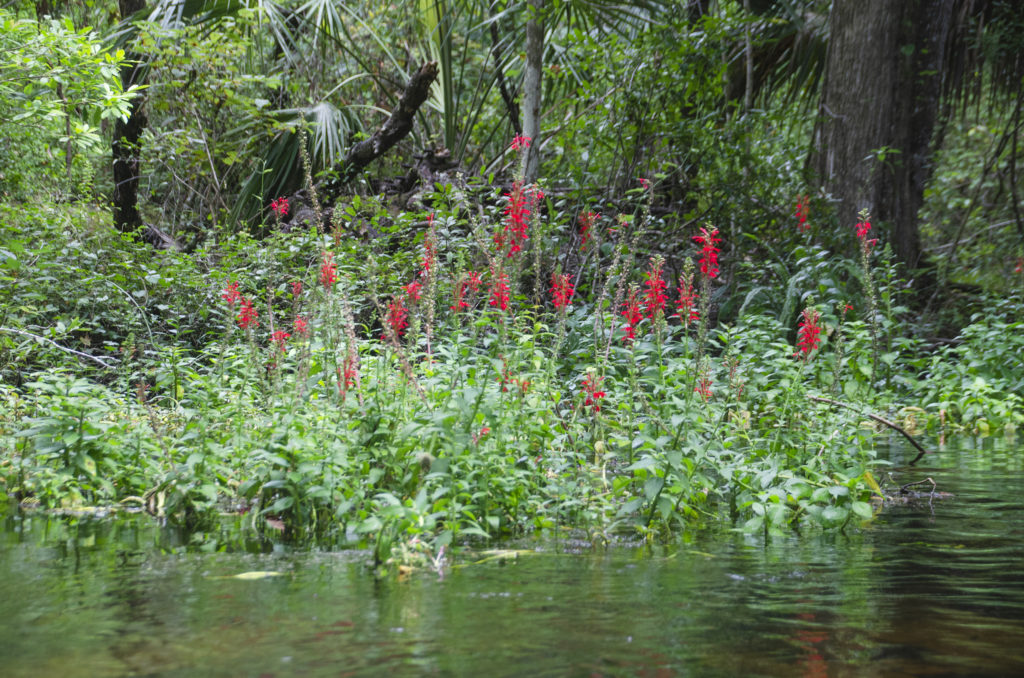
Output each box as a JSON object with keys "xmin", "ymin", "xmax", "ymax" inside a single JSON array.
[
  {"xmin": 221, "ymin": 281, "xmax": 241, "ymax": 306},
  {"xmin": 320, "ymin": 252, "xmax": 338, "ymax": 289},
  {"xmin": 643, "ymin": 257, "xmax": 668, "ymax": 320},
  {"xmin": 796, "ymin": 307, "xmax": 822, "ymax": 358},
  {"xmin": 422, "ymin": 231, "xmax": 436, "ymax": 274},
  {"xmin": 501, "ymin": 181, "xmax": 532, "ymax": 257},
  {"xmin": 675, "ymin": 279, "xmax": 699, "ymax": 326},
  {"xmin": 471, "ymin": 427, "xmax": 491, "ymax": 444},
  {"xmin": 855, "ymin": 220, "xmax": 871, "ymax": 240},
  {"xmin": 795, "ymin": 195, "xmax": 810, "ymax": 232},
  {"xmin": 578, "ymin": 211, "xmax": 598, "ymax": 248},
  {"xmin": 621, "ymin": 288, "xmax": 643, "ymax": 343},
  {"xmin": 451, "ymin": 271, "xmax": 483, "ymax": 312},
  {"xmin": 271, "ymin": 330, "xmax": 290, "ymax": 352},
  {"xmin": 293, "ymin": 315, "xmax": 309, "ymax": 337},
  {"xmin": 384, "ymin": 294, "xmax": 410, "ymax": 338},
  {"xmin": 237, "ymin": 296, "xmax": 259, "ymax": 329},
  {"xmin": 550, "ymin": 272, "xmax": 574, "ymax": 311},
  {"xmin": 270, "ymin": 197, "xmax": 289, "ymax": 217},
  {"xmin": 582, "ymin": 374, "xmax": 606, "ymax": 413},
  {"xmin": 511, "ymin": 135, "xmax": 532, "ymax": 151},
  {"xmin": 404, "ymin": 280, "xmax": 422, "ymax": 302},
  {"xmin": 488, "ymin": 268, "xmax": 511, "ymax": 311},
  {"xmin": 695, "ymin": 377, "xmax": 713, "ymax": 402},
  {"xmin": 341, "ymin": 354, "xmax": 357, "ymax": 390},
  {"xmin": 693, "ymin": 226, "xmax": 722, "ymax": 279}
]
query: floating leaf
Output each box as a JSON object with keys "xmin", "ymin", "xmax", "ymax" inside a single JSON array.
[{"xmin": 224, "ymin": 571, "xmax": 285, "ymax": 580}]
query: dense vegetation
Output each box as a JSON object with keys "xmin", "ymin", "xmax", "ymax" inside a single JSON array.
[{"xmin": 1, "ymin": 0, "xmax": 1021, "ymax": 568}]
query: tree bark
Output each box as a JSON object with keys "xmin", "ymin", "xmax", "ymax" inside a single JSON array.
[
  {"xmin": 521, "ymin": 0, "xmax": 545, "ymax": 183},
  {"xmin": 112, "ymin": 0, "xmax": 147, "ymax": 237},
  {"xmin": 340, "ymin": 61, "xmax": 438, "ymax": 182},
  {"xmin": 811, "ymin": 0, "xmax": 955, "ymax": 274}
]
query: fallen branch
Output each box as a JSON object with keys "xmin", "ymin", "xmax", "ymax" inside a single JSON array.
[
  {"xmin": 339, "ymin": 61, "xmax": 438, "ymax": 183},
  {"xmin": 0, "ymin": 327, "xmax": 118, "ymax": 369},
  {"xmin": 807, "ymin": 395, "xmax": 931, "ymax": 465},
  {"xmin": 899, "ymin": 477, "xmax": 936, "ymax": 495}
]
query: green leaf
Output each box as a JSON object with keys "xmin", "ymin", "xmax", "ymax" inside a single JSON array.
[
  {"xmin": 643, "ymin": 477, "xmax": 664, "ymax": 501},
  {"xmin": 820, "ymin": 506, "xmax": 848, "ymax": 527},
  {"xmin": 850, "ymin": 501, "xmax": 873, "ymax": 519}
]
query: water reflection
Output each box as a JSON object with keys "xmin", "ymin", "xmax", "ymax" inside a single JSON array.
[{"xmin": 0, "ymin": 440, "xmax": 1022, "ymax": 677}]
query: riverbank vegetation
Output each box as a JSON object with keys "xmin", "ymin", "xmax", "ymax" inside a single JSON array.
[{"xmin": 1, "ymin": 1, "xmax": 1022, "ymax": 564}]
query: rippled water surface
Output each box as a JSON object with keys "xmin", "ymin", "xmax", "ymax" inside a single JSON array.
[{"xmin": 2, "ymin": 440, "xmax": 1023, "ymax": 677}]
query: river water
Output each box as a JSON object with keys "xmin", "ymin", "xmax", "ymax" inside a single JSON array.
[{"xmin": 1, "ymin": 439, "xmax": 1022, "ymax": 677}]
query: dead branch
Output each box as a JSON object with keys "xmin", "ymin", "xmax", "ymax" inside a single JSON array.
[
  {"xmin": 340, "ymin": 61, "xmax": 439, "ymax": 183},
  {"xmin": 808, "ymin": 394, "xmax": 932, "ymax": 465}
]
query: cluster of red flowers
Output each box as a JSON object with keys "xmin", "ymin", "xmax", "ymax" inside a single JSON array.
[
  {"xmin": 422, "ymin": 219, "xmax": 437, "ymax": 274},
  {"xmin": 621, "ymin": 287, "xmax": 643, "ymax": 343},
  {"xmin": 498, "ymin": 181, "xmax": 539, "ymax": 257},
  {"xmin": 499, "ymin": 362, "xmax": 530, "ymax": 394},
  {"xmin": 1016, "ymin": 257, "xmax": 1024, "ymax": 274},
  {"xmin": 694, "ymin": 226, "xmax": 722, "ymax": 279},
  {"xmin": 489, "ymin": 268, "xmax": 511, "ymax": 311},
  {"xmin": 221, "ymin": 281, "xmax": 241, "ymax": 306},
  {"xmin": 270, "ymin": 197, "xmax": 289, "ymax": 217},
  {"xmin": 550, "ymin": 272, "xmax": 574, "ymax": 311},
  {"xmin": 795, "ymin": 195, "xmax": 809, "ymax": 232},
  {"xmin": 675, "ymin": 277, "xmax": 698, "ymax": 326},
  {"xmin": 643, "ymin": 257, "xmax": 668, "ymax": 319},
  {"xmin": 694, "ymin": 376, "xmax": 713, "ymax": 402},
  {"xmin": 237, "ymin": 296, "xmax": 259, "ymax": 330},
  {"xmin": 451, "ymin": 271, "xmax": 482, "ymax": 312},
  {"xmin": 320, "ymin": 252, "xmax": 337, "ymax": 289},
  {"xmin": 471, "ymin": 426, "xmax": 491, "ymax": 444},
  {"xmin": 271, "ymin": 329, "xmax": 290, "ymax": 352},
  {"xmin": 581, "ymin": 374, "xmax": 606, "ymax": 413},
  {"xmin": 855, "ymin": 220, "xmax": 877, "ymax": 252},
  {"xmin": 339, "ymin": 354, "xmax": 357, "ymax": 391},
  {"xmin": 638, "ymin": 177, "xmax": 650, "ymax": 191},
  {"xmin": 290, "ymin": 280, "xmax": 302, "ymax": 298},
  {"xmin": 293, "ymin": 315, "xmax": 309, "ymax": 337},
  {"xmin": 510, "ymin": 135, "xmax": 531, "ymax": 151},
  {"xmin": 796, "ymin": 306, "xmax": 822, "ymax": 357},
  {"xmin": 404, "ymin": 280, "xmax": 422, "ymax": 302},
  {"xmin": 384, "ymin": 294, "xmax": 410, "ymax": 338},
  {"xmin": 578, "ymin": 211, "xmax": 598, "ymax": 248}
]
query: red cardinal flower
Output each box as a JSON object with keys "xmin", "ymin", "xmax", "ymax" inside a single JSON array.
[
  {"xmin": 621, "ymin": 287, "xmax": 643, "ymax": 343},
  {"xmin": 270, "ymin": 197, "xmax": 289, "ymax": 217},
  {"xmin": 643, "ymin": 257, "xmax": 668, "ymax": 320},
  {"xmin": 550, "ymin": 272, "xmax": 574, "ymax": 311},
  {"xmin": 271, "ymin": 329, "xmax": 290, "ymax": 352},
  {"xmin": 320, "ymin": 252, "xmax": 337, "ymax": 289},
  {"xmin": 694, "ymin": 226, "xmax": 722, "ymax": 279},
  {"xmin": 582, "ymin": 374, "xmax": 606, "ymax": 413},
  {"xmin": 237, "ymin": 296, "xmax": 259, "ymax": 329},
  {"xmin": 489, "ymin": 268, "xmax": 511, "ymax": 311},
  {"xmin": 222, "ymin": 281, "xmax": 241, "ymax": 306},
  {"xmin": 796, "ymin": 306, "xmax": 822, "ymax": 358}
]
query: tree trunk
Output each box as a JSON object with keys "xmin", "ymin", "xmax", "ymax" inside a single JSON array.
[
  {"xmin": 811, "ymin": 0, "xmax": 955, "ymax": 275},
  {"xmin": 112, "ymin": 0, "xmax": 148, "ymax": 237},
  {"xmin": 521, "ymin": 0, "xmax": 545, "ymax": 183}
]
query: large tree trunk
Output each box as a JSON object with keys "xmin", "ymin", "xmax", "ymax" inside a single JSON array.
[
  {"xmin": 112, "ymin": 0, "xmax": 148, "ymax": 237},
  {"xmin": 521, "ymin": 0, "xmax": 545, "ymax": 183},
  {"xmin": 811, "ymin": 0, "xmax": 955, "ymax": 275}
]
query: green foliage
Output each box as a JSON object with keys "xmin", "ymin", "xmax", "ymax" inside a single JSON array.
[
  {"xmin": 915, "ymin": 309, "xmax": 1024, "ymax": 434},
  {"xmin": 0, "ymin": 9, "xmax": 139, "ymax": 198},
  {"xmin": 1, "ymin": 0, "xmax": 1022, "ymax": 573}
]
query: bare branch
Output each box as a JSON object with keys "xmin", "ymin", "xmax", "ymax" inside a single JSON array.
[{"xmin": 1, "ymin": 327, "xmax": 118, "ymax": 369}]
